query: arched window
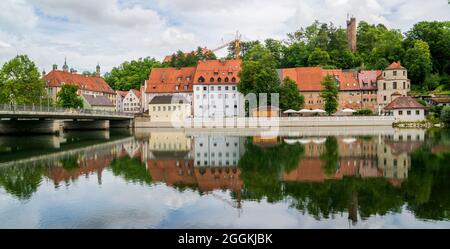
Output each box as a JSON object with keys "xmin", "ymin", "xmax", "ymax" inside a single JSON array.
[
  {"xmin": 198, "ymin": 76, "xmax": 205, "ymax": 83},
  {"xmin": 210, "ymin": 77, "xmax": 214, "ymax": 83},
  {"xmin": 231, "ymin": 77, "xmax": 236, "ymax": 83},
  {"xmin": 217, "ymin": 77, "xmax": 222, "ymax": 83},
  {"xmin": 224, "ymin": 77, "xmax": 229, "ymax": 83}
]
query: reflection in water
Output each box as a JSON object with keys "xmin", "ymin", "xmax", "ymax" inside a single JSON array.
[{"xmin": 0, "ymin": 128, "xmax": 450, "ymax": 228}]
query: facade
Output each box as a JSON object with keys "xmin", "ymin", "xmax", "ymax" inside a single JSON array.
[
  {"xmin": 384, "ymin": 96, "xmax": 426, "ymax": 122},
  {"xmin": 280, "ymin": 62, "xmax": 411, "ymax": 113},
  {"xmin": 148, "ymin": 95, "xmax": 191, "ymax": 122},
  {"xmin": 43, "ymin": 62, "xmax": 116, "ymax": 105},
  {"xmin": 115, "ymin": 90, "xmax": 128, "ymax": 112},
  {"xmin": 123, "ymin": 89, "xmax": 142, "ymax": 113},
  {"xmin": 81, "ymin": 94, "xmax": 115, "ymax": 112},
  {"xmin": 192, "ymin": 59, "xmax": 244, "ymax": 118},
  {"xmin": 143, "ymin": 67, "xmax": 196, "ymax": 112}
]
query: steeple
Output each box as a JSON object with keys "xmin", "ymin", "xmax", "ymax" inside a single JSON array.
[
  {"xmin": 42, "ymin": 69, "xmax": 46, "ymax": 76},
  {"xmin": 96, "ymin": 63, "xmax": 101, "ymax": 77},
  {"xmin": 63, "ymin": 58, "xmax": 69, "ymax": 72}
]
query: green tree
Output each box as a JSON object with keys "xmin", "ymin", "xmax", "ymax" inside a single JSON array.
[
  {"xmin": 441, "ymin": 106, "xmax": 450, "ymax": 126},
  {"xmin": 0, "ymin": 55, "xmax": 46, "ymax": 105},
  {"xmin": 109, "ymin": 156, "xmax": 152, "ymax": 185},
  {"xmin": 330, "ymin": 49, "xmax": 361, "ymax": 69},
  {"xmin": 57, "ymin": 84, "xmax": 83, "ymax": 108},
  {"xmin": 238, "ymin": 44, "xmax": 281, "ymax": 105},
  {"xmin": 104, "ymin": 57, "xmax": 162, "ymax": 91},
  {"xmin": 280, "ymin": 41, "xmax": 309, "ymax": 68},
  {"xmin": 320, "ymin": 75, "xmax": 339, "ymax": 115},
  {"xmin": 280, "ymin": 77, "xmax": 304, "ymax": 111},
  {"xmin": 308, "ymin": 48, "xmax": 330, "ymax": 66},
  {"xmin": 404, "ymin": 40, "xmax": 433, "ymax": 87}
]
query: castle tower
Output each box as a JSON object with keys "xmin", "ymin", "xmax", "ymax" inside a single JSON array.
[
  {"xmin": 96, "ymin": 64, "xmax": 101, "ymax": 77},
  {"xmin": 63, "ymin": 58, "xmax": 69, "ymax": 72},
  {"xmin": 347, "ymin": 17, "xmax": 357, "ymax": 52}
]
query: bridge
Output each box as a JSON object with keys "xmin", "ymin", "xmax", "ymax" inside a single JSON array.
[{"xmin": 0, "ymin": 105, "xmax": 134, "ymax": 135}]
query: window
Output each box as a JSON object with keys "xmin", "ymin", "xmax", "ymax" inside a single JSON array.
[
  {"xmin": 214, "ymin": 71, "xmax": 219, "ymax": 76},
  {"xmin": 416, "ymin": 110, "xmax": 420, "ymax": 115},
  {"xmin": 403, "ymin": 71, "xmax": 406, "ymax": 76},
  {"xmin": 225, "ymin": 86, "xmax": 229, "ymax": 90},
  {"xmin": 163, "ymin": 106, "xmax": 166, "ymax": 111},
  {"xmin": 167, "ymin": 106, "xmax": 171, "ymax": 111},
  {"xmin": 198, "ymin": 77, "xmax": 205, "ymax": 83},
  {"xmin": 153, "ymin": 107, "xmax": 156, "ymax": 111},
  {"xmin": 210, "ymin": 77, "xmax": 214, "ymax": 83},
  {"xmin": 203, "ymin": 86, "xmax": 207, "ymax": 91},
  {"xmin": 393, "ymin": 71, "xmax": 397, "ymax": 76},
  {"xmin": 217, "ymin": 78, "xmax": 222, "ymax": 83},
  {"xmin": 399, "ymin": 110, "xmax": 403, "ymax": 115},
  {"xmin": 184, "ymin": 85, "xmax": 188, "ymax": 90},
  {"xmin": 407, "ymin": 110, "xmax": 411, "ymax": 115},
  {"xmin": 228, "ymin": 72, "xmax": 233, "ymax": 76},
  {"xmin": 384, "ymin": 96, "xmax": 387, "ymax": 101},
  {"xmin": 232, "ymin": 86, "xmax": 236, "ymax": 91},
  {"xmin": 175, "ymin": 86, "xmax": 179, "ymax": 90},
  {"xmin": 210, "ymin": 86, "xmax": 214, "ymax": 91},
  {"xmin": 218, "ymin": 86, "xmax": 222, "ymax": 91},
  {"xmin": 232, "ymin": 77, "xmax": 236, "ymax": 83},
  {"xmin": 158, "ymin": 106, "xmax": 161, "ymax": 111},
  {"xmin": 403, "ymin": 82, "xmax": 406, "ymax": 89},
  {"xmin": 177, "ymin": 76, "xmax": 182, "ymax": 81},
  {"xmin": 383, "ymin": 83, "xmax": 386, "ymax": 90},
  {"xmin": 225, "ymin": 77, "xmax": 229, "ymax": 83},
  {"xmin": 393, "ymin": 82, "xmax": 397, "ymax": 89}
]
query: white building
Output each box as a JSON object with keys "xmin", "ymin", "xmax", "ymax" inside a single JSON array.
[
  {"xmin": 115, "ymin": 90, "xmax": 128, "ymax": 112},
  {"xmin": 193, "ymin": 59, "xmax": 244, "ymax": 118},
  {"xmin": 123, "ymin": 89, "xmax": 142, "ymax": 113},
  {"xmin": 384, "ymin": 96, "xmax": 426, "ymax": 122}
]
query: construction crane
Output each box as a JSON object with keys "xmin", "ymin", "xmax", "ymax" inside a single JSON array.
[{"xmin": 211, "ymin": 31, "xmax": 242, "ymax": 59}]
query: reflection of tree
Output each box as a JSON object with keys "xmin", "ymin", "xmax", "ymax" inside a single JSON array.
[
  {"xmin": 60, "ymin": 156, "xmax": 80, "ymax": 171},
  {"xmin": 0, "ymin": 165, "xmax": 45, "ymax": 200},
  {"xmin": 109, "ymin": 156, "xmax": 152, "ymax": 185},
  {"xmin": 320, "ymin": 137, "xmax": 340, "ymax": 176},
  {"xmin": 238, "ymin": 138, "xmax": 304, "ymax": 202}
]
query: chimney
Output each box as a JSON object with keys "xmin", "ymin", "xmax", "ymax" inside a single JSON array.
[{"xmin": 347, "ymin": 16, "xmax": 357, "ymax": 53}]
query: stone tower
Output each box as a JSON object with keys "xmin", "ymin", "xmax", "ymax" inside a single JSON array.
[
  {"xmin": 63, "ymin": 58, "xmax": 69, "ymax": 72},
  {"xmin": 96, "ymin": 64, "xmax": 100, "ymax": 77},
  {"xmin": 347, "ymin": 17, "xmax": 357, "ymax": 52}
]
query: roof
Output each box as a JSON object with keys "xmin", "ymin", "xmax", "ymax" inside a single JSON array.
[
  {"xmin": 391, "ymin": 91, "xmax": 402, "ymax": 96},
  {"xmin": 386, "ymin": 61, "xmax": 405, "ymax": 70},
  {"xmin": 431, "ymin": 96, "xmax": 450, "ymax": 104},
  {"xmin": 116, "ymin": 90, "xmax": 128, "ymax": 97},
  {"xmin": 44, "ymin": 70, "xmax": 114, "ymax": 94},
  {"xmin": 193, "ymin": 59, "xmax": 241, "ymax": 85},
  {"xmin": 280, "ymin": 67, "xmax": 360, "ymax": 91},
  {"xmin": 131, "ymin": 89, "xmax": 142, "ymax": 99},
  {"xmin": 149, "ymin": 95, "xmax": 189, "ymax": 105},
  {"xmin": 384, "ymin": 96, "xmax": 426, "ymax": 110},
  {"xmin": 359, "ymin": 70, "xmax": 381, "ymax": 90},
  {"xmin": 82, "ymin": 94, "xmax": 115, "ymax": 107},
  {"xmin": 145, "ymin": 67, "xmax": 196, "ymax": 93}
]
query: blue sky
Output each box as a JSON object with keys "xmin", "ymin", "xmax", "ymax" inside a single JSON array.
[{"xmin": 0, "ymin": 0, "xmax": 449, "ymax": 73}]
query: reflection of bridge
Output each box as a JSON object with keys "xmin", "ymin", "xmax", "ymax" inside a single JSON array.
[
  {"xmin": 0, "ymin": 136, "xmax": 134, "ymax": 168},
  {"xmin": 0, "ymin": 105, "xmax": 134, "ymax": 134}
]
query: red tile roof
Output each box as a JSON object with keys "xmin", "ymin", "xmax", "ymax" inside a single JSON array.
[
  {"xmin": 386, "ymin": 61, "xmax": 405, "ymax": 70},
  {"xmin": 145, "ymin": 67, "xmax": 196, "ymax": 93},
  {"xmin": 193, "ymin": 59, "xmax": 241, "ymax": 85},
  {"xmin": 131, "ymin": 89, "xmax": 141, "ymax": 99},
  {"xmin": 391, "ymin": 91, "xmax": 402, "ymax": 96},
  {"xmin": 280, "ymin": 67, "xmax": 360, "ymax": 91},
  {"xmin": 44, "ymin": 70, "xmax": 114, "ymax": 94},
  {"xmin": 384, "ymin": 96, "xmax": 426, "ymax": 110},
  {"xmin": 359, "ymin": 70, "xmax": 381, "ymax": 90}
]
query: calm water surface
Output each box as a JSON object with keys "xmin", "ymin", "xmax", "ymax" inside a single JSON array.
[{"xmin": 0, "ymin": 128, "xmax": 450, "ymax": 228}]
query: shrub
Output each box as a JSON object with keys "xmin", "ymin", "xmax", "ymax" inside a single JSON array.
[{"xmin": 441, "ymin": 106, "xmax": 450, "ymax": 125}]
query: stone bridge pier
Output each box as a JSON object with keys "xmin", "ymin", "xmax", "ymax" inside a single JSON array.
[
  {"xmin": 0, "ymin": 120, "xmax": 62, "ymax": 135},
  {"xmin": 63, "ymin": 120, "xmax": 110, "ymax": 130}
]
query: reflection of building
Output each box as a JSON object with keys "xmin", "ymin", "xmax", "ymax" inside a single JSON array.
[{"xmin": 194, "ymin": 136, "xmax": 244, "ymax": 167}]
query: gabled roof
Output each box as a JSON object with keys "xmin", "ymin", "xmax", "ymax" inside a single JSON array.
[
  {"xmin": 116, "ymin": 90, "xmax": 128, "ymax": 97},
  {"xmin": 149, "ymin": 95, "xmax": 189, "ymax": 105},
  {"xmin": 359, "ymin": 70, "xmax": 381, "ymax": 90},
  {"xmin": 145, "ymin": 67, "xmax": 196, "ymax": 93},
  {"xmin": 131, "ymin": 89, "xmax": 141, "ymax": 99},
  {"xmin": 44, "ymin": 70, "xmax": 114, "ymax": 94},
  {"xmin": 384, "ymin": 96, "xmax": 426, "ymax": 110},
  {"xmin": 82, "ymin": 94, "xmax": 114, "ymax": 107},
  {"xmin": 280, "ymin": 67, "xmax": 360, "ymax": 91},
  {"xmin": 386, "ymin": 61, "xmax": 405, "ymax": 70},
  {"xmin": 193, "ymin": 59, "xmax": 241, "ymax": 85}
]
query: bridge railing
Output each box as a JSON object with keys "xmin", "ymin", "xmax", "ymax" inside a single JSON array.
[{"xmin": 0, "ymin": 104, "xmax": 134, "ymax": 117}]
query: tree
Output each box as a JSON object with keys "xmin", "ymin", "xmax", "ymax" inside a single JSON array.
[
  {"xmin": 0, "ymin": 55, "xmax": 46, "ymax": 105},
  {"xmin": 57, "ymin": 84, "xmax": 83, "ymax": 108},
  {"xmin": 104, "ymin": 57, "xmax": 162, "ymax": 91},
  {"xmin": 280, "ymin": 77, "xmax": 304, "ymax": 111},
  {"xmin": 404, "ymin": 40, "xmax": 433, "ymax": 87},
  {"xmin": 330, "ymin": 49, "xmax": 361, "ymax": 69},
  {"xmin": 320, "ymin": 75, "xmax": 339, "ymax": 115},
  {"xmin": 238, "ymin": 44, "xmax": 281, "ymax": 105},
  {"xmin": 441, "ymin": 106, "xmax": 450, "ymax": 126},
  {"xmin": 281, "ymin": 42, "xmax": 309, "ymax": 68},
  {"xmin": 308, "ymin": 48, "xmax": 330, "ymax": 66}
]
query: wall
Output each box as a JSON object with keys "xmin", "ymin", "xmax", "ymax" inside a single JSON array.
[
  {"xmin": 193, "ymin": 84, "xmax": 242, "ymax": 118},
  {"xmin": 393, "ymin": 109, "xmax": 425, "ymax": 122}
]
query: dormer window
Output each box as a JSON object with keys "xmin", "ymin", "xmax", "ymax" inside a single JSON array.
[
  {"xmin": 217, "ymin": 77, "xmax": 222, "ymax": 83},
  {"xmin": 198, "ymin": 76, "xmax": 205, "ymax": 83},
  {"xmin": 214, "ymin": 72, "xmax": 219, "ymax": 76},
  {"xmin": 228, "ymin": 72, "xmax": 233, "ymax": 76},
  {"xmin": 210, "ymin": 77, "xmax": 214, "ymax": 83},
  {"xmin": 225, "ymin": 77, "xmax": 229, "ymax": 83},
  {"xmin": 231, "ymin": 77, "xmax": 236, "ymax": 83},
  {"xmin": 186, "ymin": 76, "xmax": 191, "ymax": 81},
  {"xmin": 175, "ymin": 86, "xmax": 179, "ymax": 90},
  {"xmin": 177, "ymin": 76, "xmax": 182, "ymax": 81}
]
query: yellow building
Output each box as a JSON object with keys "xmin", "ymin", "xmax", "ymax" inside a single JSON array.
[{"xmin": 148, "ymin": 95, "xmax": 191, "ymax": 122}]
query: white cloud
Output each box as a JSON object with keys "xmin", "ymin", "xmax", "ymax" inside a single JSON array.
[{"xmin": 0, "ymin": 0, "xmax": 448, "ymax": 75}]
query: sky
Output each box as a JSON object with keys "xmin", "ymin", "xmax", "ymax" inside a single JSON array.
[{"xmin": 0, "ymin": 0, "xmax": 449, "ymax": 74}]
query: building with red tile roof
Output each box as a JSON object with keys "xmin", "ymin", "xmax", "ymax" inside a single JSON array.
[
  {"xmin": 384, "ymin": 96, "xmax": 426, "ymax": 122},
  {"xmin": 377, "ymin": 61, "xmax": 410, "ymax": 111},
  {"xmin": 43, "ymin": 63, "xmax": 116, "ymax": 106},
  {"xmin": 123, "ymin": 88, "xmax": 143, "ymax": 113},
  {"xmin": 143, "ymin": 67, "xmax": 196, "ymax": 112}
]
